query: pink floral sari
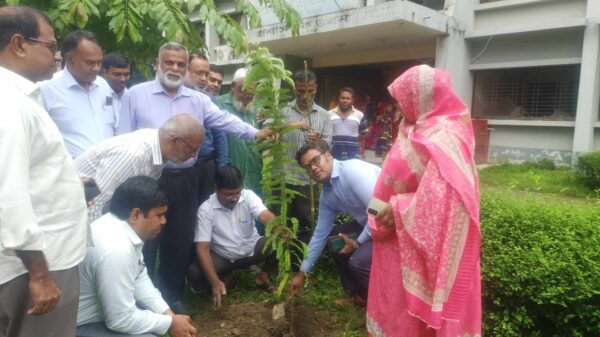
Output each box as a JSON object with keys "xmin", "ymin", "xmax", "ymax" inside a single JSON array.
[{"xmin": 366, "ymin": 65, "xmax": 481, "ymax": 337}]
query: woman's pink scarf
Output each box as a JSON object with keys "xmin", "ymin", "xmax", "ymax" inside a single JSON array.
[{"xmin": 367, "ymin": 65, "xmax": 481, "ymax": 335}]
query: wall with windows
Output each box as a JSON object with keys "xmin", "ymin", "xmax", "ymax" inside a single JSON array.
[
  {"xmin": 472, "ymin": 65, "xmax": 580, "ymax": 121},
  {"xmin": 448, "ymin": 0, "xmax": 600, "ymax": 164}
]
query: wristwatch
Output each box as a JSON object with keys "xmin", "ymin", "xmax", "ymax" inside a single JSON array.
[{"xmin": 352, "ymin": 240, "xmax": 359, "ymax": 249}]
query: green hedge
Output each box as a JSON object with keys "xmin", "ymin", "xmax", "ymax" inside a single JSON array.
[
  {"xmin": 481, "ymin": 191, "xmax": 600, "ymax": 337},
  {"xmin": 575, "ymin": 151, "xmax": 600, "ymax": 190}
]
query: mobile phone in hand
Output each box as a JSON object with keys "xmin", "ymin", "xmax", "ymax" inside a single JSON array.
[
  {"xmin": 328, "ymin": 232, "xmax": 358, "ymax": 254},
  {"xmin": 367, "ymin": 197, "xmax": 387, "ymax": 216}
]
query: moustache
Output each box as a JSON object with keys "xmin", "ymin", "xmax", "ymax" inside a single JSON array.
[{"xmin": 165, "ymin": 71, "xmax": 182, "ymax": 79}]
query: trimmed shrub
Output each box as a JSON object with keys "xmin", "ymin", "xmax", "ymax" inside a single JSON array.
[
  {"xmin": 527, "ymin": 159, "xmax": 557, "ymax": 171},
  {"xmin": 574, "ymin": 151, "xmax": 600, "ymax": 190},
  {"xmin": 481, "ymin": 190, "xmax": 600, "ymax": 337}
]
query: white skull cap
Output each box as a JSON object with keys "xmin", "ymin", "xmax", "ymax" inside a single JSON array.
[{"xmin": 232, "ymin": 68, "xmax": 247, "ymax": 83}]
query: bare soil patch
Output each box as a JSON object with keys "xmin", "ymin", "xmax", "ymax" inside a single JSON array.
[{"xmin": 194, "ymin": 301, "xmax": 345, "ymax": 337}]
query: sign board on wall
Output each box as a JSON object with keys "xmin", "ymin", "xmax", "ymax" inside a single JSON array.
[{"xmin": 251, "ymin": 0, "xmax": 364, "ymax": 26}]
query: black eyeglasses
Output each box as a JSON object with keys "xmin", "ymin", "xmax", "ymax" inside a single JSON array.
[
  {"xmin": 301, "ymin": 152, "xmax": 325, "ymax": 171},
  {"xmin": 26, "ymin": 38, "xmax": 58, "ymax": 54}
]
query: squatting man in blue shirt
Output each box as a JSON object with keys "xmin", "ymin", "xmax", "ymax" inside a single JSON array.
[
  {"xmin": 76, "ymin": 176, "xmax": 196, "ymax": 337},
  {"xmin": 289, "ymin": 140, "xmax": 381, "ymax": 306}
]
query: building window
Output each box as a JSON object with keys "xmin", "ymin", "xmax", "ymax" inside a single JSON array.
[{"xmin": 472, "ymin": 65, "xmax": 580, "ymax": 120}]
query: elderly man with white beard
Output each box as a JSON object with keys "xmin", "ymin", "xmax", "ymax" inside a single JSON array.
[
  {"xmin": 216, "ymin": 68, "xmax": 263, "ymax": 196},
  {"xmin": 117, "ymin": 42, "xmax": 270, "ymax": 315}
]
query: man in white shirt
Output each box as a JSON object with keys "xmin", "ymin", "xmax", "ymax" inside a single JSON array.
[
  {"xmin": 75, "ymin": 114, "xmax": 205, "ymax": 223},
  {"xmin": 101, "ymin": 52, "xmax": 130, "ymax": 125},
  {"xmin": 40, "ymin": 29, "xmax": 115, "ymax": 158},
  {"xmin": 77, "ymin": 176, "xmax": 197, "ymax": 337},
  {"xmin": 188, "ymin": 165, "xmax": 277, "ymax": 306},
  {"xmin": 0, "ymin": 6, "xmax": 88, "ymax": 337}
]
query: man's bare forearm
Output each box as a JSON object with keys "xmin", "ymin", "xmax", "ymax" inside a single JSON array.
[{"xmin": 16, "ymin": 250, "xmax": 50, "ymax": 279}]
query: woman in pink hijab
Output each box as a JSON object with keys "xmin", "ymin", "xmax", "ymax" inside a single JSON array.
[{"xmin": 366, "ymin": 65, "xmax": 481, "ymax": 337}]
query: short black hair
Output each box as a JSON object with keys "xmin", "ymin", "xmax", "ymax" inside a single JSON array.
[
  {"xmin": 62, "ymin": 30, "xmax": 100, "ymax": 55},
  {"xmin": 0, "ymin": 6, "xmax": 51, "ymax": 50},
  {"xmin": 109, "ymin": 176, "xmax": 169, "ymax": 220},
  {"xmin": 339, "ymin": 87, "xmax": 355, "ymax": 97},
  {"xmin": 215, "ymin": 165, "xmax": 243, "ymax": 190},
  {"xmin": 296, "ymin": 140, "xmax": 330, "ymax": 165},
  {"xmin": 102, "ymin": 52, "xmax": 129, "ymax": 70},
  {"xmin": 293, "ymin": 69, "xmax": 316, "ymax": 83},
  {"xmin": 209, "ymin": 64, "xmax": 224, "ymax": 76}
]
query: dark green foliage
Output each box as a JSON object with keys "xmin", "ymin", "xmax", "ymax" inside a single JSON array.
[
  {"xmin": 574, "ymin": 151, "xmax": 600, "ymax": 190},
  {"xmin": 2, "ymin": 0, "xmax": 300, "ymax": 78},
  {"xmin": 480, "ymin": 190, "xmax": 600, "ymax": 337},
  {"xmin": 527, "ymin": 159, "xmax": 557, "ymax": 170}
]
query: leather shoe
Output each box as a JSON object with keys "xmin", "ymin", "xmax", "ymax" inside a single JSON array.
[{"xmin": 170, "ymin": 300, "xmax": 197, "ymax": 315}]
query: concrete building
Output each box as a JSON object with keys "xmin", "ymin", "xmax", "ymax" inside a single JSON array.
[{"xmin": 196, "ymin": 0, "xmax": 600, "ymax": 164}]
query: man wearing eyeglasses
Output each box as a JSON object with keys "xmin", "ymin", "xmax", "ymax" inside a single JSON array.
[
  {"xmin": 75, "ymin": 114, "xmax": 205, "ymax": 224},
  {"xmin": 0, "ymin": 6, "xmax": 88, "ymax": 336},
  {"xmin": 289, "ymin": 140, "xmax": 380, "ymax": 307},
  {"xmin": 40, "ymin": 30, "xmax": 115, "ymax": 158}
]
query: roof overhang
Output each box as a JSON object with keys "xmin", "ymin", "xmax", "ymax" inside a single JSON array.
[{"xmin": 247, "ymin": 0, "xmax": 450, "ymax": 63}]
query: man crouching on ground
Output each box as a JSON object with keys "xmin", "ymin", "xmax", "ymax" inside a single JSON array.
[
  {"xmin": 76, "ymin": 176, "xmax": 197, "ymax": 337},
  {"xmin": 187, "ymin": 165, "xmax": 277, "ymax": 307}
]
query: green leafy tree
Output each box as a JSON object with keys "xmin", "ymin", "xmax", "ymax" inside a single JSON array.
[
  {"xmin": 2, "ymin": 0, "xmax": 300, "ymax": 75},
  {"xmin": 244, "ymin": 45, "xmax": 306, "ymax": 296},
  {"xmin": 245, "ymin": 44, "xmax": 307, "ymax": 335}
]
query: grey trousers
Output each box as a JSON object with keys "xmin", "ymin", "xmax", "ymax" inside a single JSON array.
[
  {"xmin": 0, "ymin": 266, "xmax": 79, "ymax": 337},
  {"xmin": 76, "ymin": 322, "xmax": 155, "ymax": 337}
]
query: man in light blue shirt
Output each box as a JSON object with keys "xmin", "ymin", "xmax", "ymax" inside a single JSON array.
[
  {"xmin": 77, "ymin": 176, "xmax": 197, "ymax": 337},
  {"xmin": 290, "ymin": 140, "xmax": 380, "ymax": 306},
  {"xmin": 40, "ymin": 30, "xmax": 115, "ymax": 158}
]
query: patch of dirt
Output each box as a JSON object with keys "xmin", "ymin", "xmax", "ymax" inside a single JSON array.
[{"xmin": 194, "ymin": 302, "xmax": 344, "ymax": 337}]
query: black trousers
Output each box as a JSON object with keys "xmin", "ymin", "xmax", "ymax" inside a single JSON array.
[
  {"xmin": 187, "ymin": 236, "xmax": 277, "ymax": 288},
  {"xmin": 142, "ymin": 158, "xmax": 216, "ymax": 304},
  {"xmin": 330, "ymin": 220, "xmax": 372, "ymax": 299}
]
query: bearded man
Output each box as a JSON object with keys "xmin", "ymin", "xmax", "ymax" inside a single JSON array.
[
  {"xmin": 216, "ymin": 68, "xmax": 262, "ymax": 195},
  {"xmin": 117, "ymin": 42, "xmax": 270, "ymax": 315}
]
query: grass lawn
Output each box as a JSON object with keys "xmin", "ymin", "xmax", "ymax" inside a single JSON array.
[{"xmin": 478, "ymin": 162, "xmax": 598, "ymax": 200}]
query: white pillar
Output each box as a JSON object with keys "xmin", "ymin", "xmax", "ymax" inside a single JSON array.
[
  {"xmin": 435, "ymin": 0, "xmax": 473, "ymax": 107},
  {"xmin": 572, "ymin": 1, "xmax": 600, "ymax": 159}
]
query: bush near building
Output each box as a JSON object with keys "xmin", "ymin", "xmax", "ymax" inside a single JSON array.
[
  {"xmin": 575, "ymin": 151, "xmax": 600, "ymax": 191},
  {"xmin": 480, "ymin": 189, "xmax": 600, "ymax": 337}
]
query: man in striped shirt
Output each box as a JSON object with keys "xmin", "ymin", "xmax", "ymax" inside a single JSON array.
[
  {"xmin": 75, "ymin": 114, "xmax": 205, "ymax": 223},
  {"xmin": 329, "ymin": 87, "xmax": 369, "ymax": 160},
  {"xmin": 277, "ymin": 70, "xmax": 332, "ymax": 246}
]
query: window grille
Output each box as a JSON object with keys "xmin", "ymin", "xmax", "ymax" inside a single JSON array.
[{"xmin": 472, "ymin": 65, "xmax": 579, "ymax": 120}]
